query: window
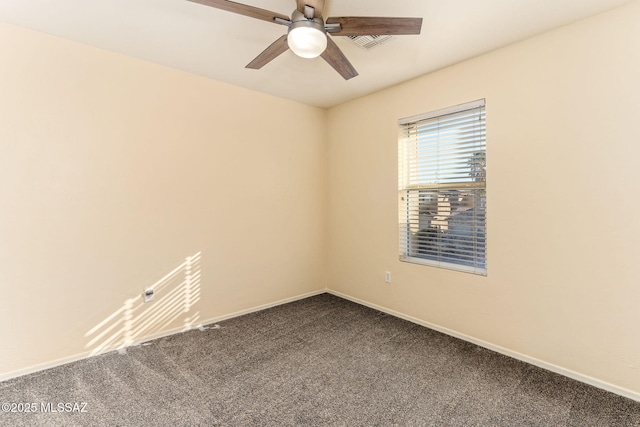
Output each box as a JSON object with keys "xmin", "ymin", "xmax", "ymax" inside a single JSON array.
[{"xmin": 398, "ymin": 99, "xmax": 486, "ymax": 275}]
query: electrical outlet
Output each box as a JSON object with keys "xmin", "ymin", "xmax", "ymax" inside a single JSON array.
[
  {"xmin": 143, "ymin": 288, "xmax": 154, "ymax": 303},
  {"xmin": 385, "ymin": 271, "xmax": 391, "ymax": 283}
]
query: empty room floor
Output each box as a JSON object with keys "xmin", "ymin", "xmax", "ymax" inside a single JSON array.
[{"xmin": 1, "ymin": 294, "xmax": 639, "ymax": 426}]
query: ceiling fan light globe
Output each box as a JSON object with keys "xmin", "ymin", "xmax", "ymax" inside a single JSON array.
[{"xmin": 288, "ymin": 26, "xmax": 327, "ymax": 59}]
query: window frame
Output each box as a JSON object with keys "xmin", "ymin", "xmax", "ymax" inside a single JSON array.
[{"xmin": 398, "ymin": 99, "xmax": 487, "ymax": 276}]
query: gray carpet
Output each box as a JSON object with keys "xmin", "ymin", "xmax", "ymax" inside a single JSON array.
[{"xmin": 1, "ymin": 293, "xmax": 639, "ymax": 426}]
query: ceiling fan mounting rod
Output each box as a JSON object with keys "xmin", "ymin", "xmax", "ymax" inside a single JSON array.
[{"xmin": 303, "ymin": 5, "xmax": 315, "ymax": 20}]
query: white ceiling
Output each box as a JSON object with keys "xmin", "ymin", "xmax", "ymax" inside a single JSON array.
[{"xmin": 0, "ymin": 0, "xmax": 632, "ymax": 108}]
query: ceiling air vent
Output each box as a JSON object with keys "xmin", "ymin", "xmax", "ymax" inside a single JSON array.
[{"xmin": 347, "ymin": 35, "xmax": 393, "ymax": 50}]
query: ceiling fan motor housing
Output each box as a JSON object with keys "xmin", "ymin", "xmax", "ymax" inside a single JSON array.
[{"xmin": 287, "ymin": 10, "xmax": 327, "ymax": 58}]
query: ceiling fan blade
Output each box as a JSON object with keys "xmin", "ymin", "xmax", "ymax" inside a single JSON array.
[
  {"xmin": 325, "ymin": 17, "xmax": 423, "ymax": 36},
  {"xmin": 296, "ymin": 0, "xmax": 325, "ymax": 19},
  {"xmin": 321, "ymin": 37, "xmax": 358, "ymax": 80},
  {"xmin": 187, "ymin": 0, "xmax": 290, "ymax": 24},
  {"xmin": 246, "ymin": 35, "xmax": 289, "ymax": 69}
]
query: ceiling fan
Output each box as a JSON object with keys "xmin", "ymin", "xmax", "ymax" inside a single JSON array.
[{"xmin": 187, "ymin": 0, "xmax": 423, "ymax": 80}]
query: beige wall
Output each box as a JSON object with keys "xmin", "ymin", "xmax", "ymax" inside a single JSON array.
[
  {"xmin": 327, "ymin": 1, "xmax": 640, "ymax": 395},
  {"xmin": 0, "ymin": 22, "xmax": 326, "ymax": 378}
]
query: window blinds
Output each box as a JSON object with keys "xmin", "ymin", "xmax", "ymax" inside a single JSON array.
[{"xmin": 398, "ymin": 99, "xmax": 486, "ymax": 275}]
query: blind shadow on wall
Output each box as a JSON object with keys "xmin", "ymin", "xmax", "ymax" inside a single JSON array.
[{"xmin": 84, "ymin": 252, "xmax": 202, "ymax": 356}]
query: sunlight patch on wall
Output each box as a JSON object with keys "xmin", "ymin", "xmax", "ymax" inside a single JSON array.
[{"xmin": 84, "ymin": 252, "xmax": 202, "ymax": 356}]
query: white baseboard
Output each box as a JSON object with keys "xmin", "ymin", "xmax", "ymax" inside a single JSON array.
[
  {"xmin": 0, "ymin": 289, "xmax": 326, "ymax": 383},
  {"xmin": 327, "ymin": 289, "xmax": 640, "ymax": 403}
]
